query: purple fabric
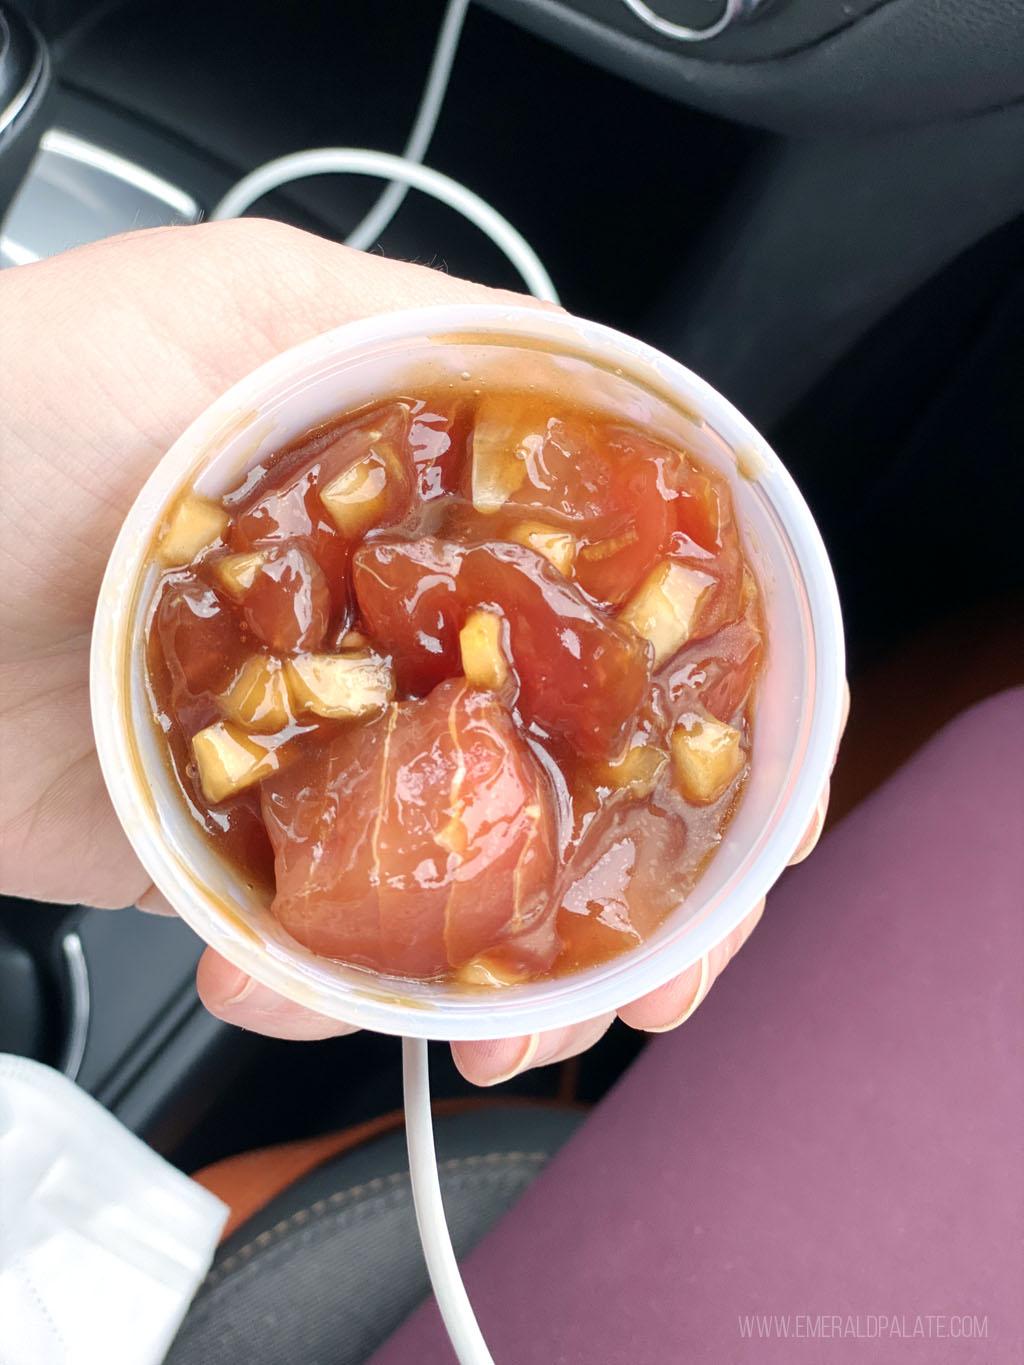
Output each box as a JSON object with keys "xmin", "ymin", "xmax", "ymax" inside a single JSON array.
[{"xmin": 371, "ymin": 689, "xmax": 1024, "ymax": 1364}]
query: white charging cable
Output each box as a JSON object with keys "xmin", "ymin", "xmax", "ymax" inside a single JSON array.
[
  {"xmin": 345, "ymin": 0, "xmax": 470, "ymax": 251},
  {"xmin": 403, "ymin": 1038, "xmax": 496, "ymax": 1364},
  {"xmin": 209, "ymin": 0, "xmax": 557, "ymax": 302},
  {"xmin": 211, "ymin": 148, "xmax": 557, "ymax": 303},
  {"xmin": 211, "ymin": 5, "xmax": 557, "ymax": 1361}
]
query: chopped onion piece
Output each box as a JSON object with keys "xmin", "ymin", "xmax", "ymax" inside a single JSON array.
[
  {"xmin": 219, "ymin": 656, "xmax": 291, "ymax": 731},
  {"xmin": 157, "ymin": 496, "xmax": 227, "ymax": 567},
  {"xmin": 319, "ymin": 436, "xmax": 399, "ymax": 536},
  {"xmin": 508, "ymin": 521, "xmax": 577, "ymax": 576},
  {"xmin": 192, "ymin": 721, "xmax": 283, "ymax": 802},
  {"xmin": 470, "ymin": 402, "xmax": 534, "ymax": 514},
  {"xmin": 340, "ymin": 629, "xmax": 370, "ymax": 651},
  {"xmin": 619, "ymin": 560, "xmax": 715, "ymax": 665},
  {"xmin": 459, "ymin": 610, "xmax": 510, "ymax": 690},
  {"xmin": 454, "ymin": 955, "xmax": 530, "ymax": 987},
  {"xmin": 214, "ymin": 551, "xmax": 267, "ymax": 598},
  {"xmin": 285, "ymin": 651, "xmax": 394, "ymax": 720},
  {"xmin": 578, "ymin": 528, "xmax": 639, "ymax": 562},
  {"xmin": 671, "ymin": 715, "xmax": 745, "ymax": 805},
  {"xmin": 591, "ymin": 744, "xmax": 667, "ymax": 798}
]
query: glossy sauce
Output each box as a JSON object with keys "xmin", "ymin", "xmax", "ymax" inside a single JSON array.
[{"xmin": 146, "ymin": 388, "xmax": 764, "ymax": 983}]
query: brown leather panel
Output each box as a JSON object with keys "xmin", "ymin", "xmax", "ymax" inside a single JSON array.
[{"xmin": 193, "ymin": 1096, "xmax": 583, "ymax": 1241}]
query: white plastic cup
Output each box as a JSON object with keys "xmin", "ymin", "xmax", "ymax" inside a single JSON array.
[{"xmin": 90, "ymin": 304, "xmax": 845, "ymax": 1040}]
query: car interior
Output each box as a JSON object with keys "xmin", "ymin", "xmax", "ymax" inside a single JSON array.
[{"xmin": 1, "ymin": 1, "xmax": 1021, "ymax": 1360}]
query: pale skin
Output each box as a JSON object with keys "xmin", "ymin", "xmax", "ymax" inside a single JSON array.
[{"xmin": 0, "ymin": 219, "xmax": 846, "ymax": 1084}]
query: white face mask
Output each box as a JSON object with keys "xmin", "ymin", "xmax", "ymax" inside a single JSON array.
[{"xmin": 0, "ymin": 1053, "xmax": 226, "ymax": 1365}]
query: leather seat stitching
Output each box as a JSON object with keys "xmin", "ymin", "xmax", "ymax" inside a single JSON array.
[
  {"xmin": 205, "ymin": 1151, "xmax": 548, "ymax": 1285},
  {"xmin": 178, "ymin": 1167, "xmax": 542, "ymax": 1340}
]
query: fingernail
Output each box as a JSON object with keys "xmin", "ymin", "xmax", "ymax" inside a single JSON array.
[
  {"xmin": 454, "ymin": 1033, "xmax": 540, "ymax": 1086},
  {"xmin": 643, "ymin": 957, "xmax": 711, "ymax": 1033},
  {"xmin": 217, "ymin": 968, "xmax": 258, "ymax": 1010},
  {"xmin": 136, "ymin": 887, "xmax": 177, "ymax": 917},
  {"xmin": 789, "ymin": 796, "xmax": 827, "ymax": 865}
]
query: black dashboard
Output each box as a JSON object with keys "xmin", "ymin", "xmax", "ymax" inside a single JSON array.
[{"xmin": 481, "ymin": 0, "xmax": 1024, "ymax": 131}]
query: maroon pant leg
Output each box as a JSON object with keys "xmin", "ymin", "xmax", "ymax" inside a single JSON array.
[{"xmin": 372, "ymin": 689, "xmax": 1024, "ymax": 1364}]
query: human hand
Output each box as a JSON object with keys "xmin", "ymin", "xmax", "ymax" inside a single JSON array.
[
  {"xmin": 0, "ymin": 217, "xmax": 535, "ymax": 914},
  {"xmin": 0, "ymin": 219, "xmax": 845, "ymax": 1082}
]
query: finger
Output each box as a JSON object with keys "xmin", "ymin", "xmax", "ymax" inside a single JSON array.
[
  {"xmin": 136, "ymin": 885, "xmax": 178, "ymax": 917},
  {"xmin": 830, "ymin": 679, "xmax": 851, "ymax": 776},
  {"xmin": 196, "ymin": 946, "xmax": 360, "ymax": 1041},
  {"xmin": 618, "ymin": 956, "xmax": 710, "ymax": 1034},
  {"xmin": 451, "ymin": 1012, "xmax": 616, "ymax": 1087},
  {"xmin": 788, "ymin": 779, "xmax": 831, "ymax": 866},
  {"xmin": 618, "ymin": 898, "xmax": 765, "ymax": 1032},
  {"xmin": 16, "ymin": 219, "xmax": 557, "ymax": 444},
  {"xmin": 788, "ymin": 679, "xmax": 847, "ymax": 868}
]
